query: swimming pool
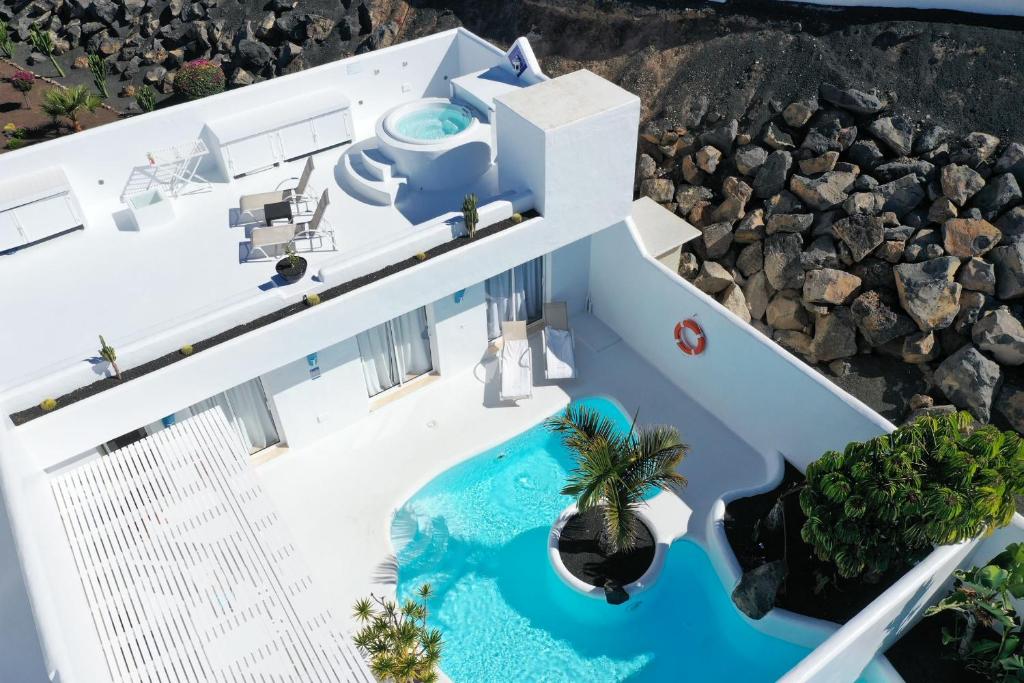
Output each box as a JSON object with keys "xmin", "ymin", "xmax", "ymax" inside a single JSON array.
[{"xmin": 391, "ymin": 397, "xmax": 878, "ymax": 682}]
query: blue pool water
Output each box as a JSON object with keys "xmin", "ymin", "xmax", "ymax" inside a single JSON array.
[
  {"xmin": 395, "ymin": 103, "xmax": 474, "ymax": 141},
  {"xmin": 392, "ymin": 397, "xmax": 862, "ymax": 682}
]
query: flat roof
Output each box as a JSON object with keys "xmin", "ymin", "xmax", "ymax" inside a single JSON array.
[{"xmin": 496, "ymin": 69, "xmax": 639, "ymax": 130}]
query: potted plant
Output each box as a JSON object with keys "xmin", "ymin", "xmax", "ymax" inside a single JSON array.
[{"xmin": 275, "ymin": 245, "xmax": 307, "ymax": 284}]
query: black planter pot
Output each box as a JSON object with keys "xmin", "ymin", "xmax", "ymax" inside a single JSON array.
[{"xmin": 276, "ymin": 256, "xmax": 308, "ymax": 284}]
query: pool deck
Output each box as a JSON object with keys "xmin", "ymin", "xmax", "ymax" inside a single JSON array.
[{"xmin": 256, "ymin": 312, "xmax": 772, "ymax": 629}]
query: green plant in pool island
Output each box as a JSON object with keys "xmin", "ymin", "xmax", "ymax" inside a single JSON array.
[
  {"xmin": 173, "ymin": 59, "xmax": 225, "ymax": 101},
  {"xmin": 461, "ymin": 193, "xmax": 478, "ymax": 238},
  {"xmin": 926, "ymin": 543, "xmax": 1024, "ymax": 680},
  {"xmin": 800, "ymin": 411, "xmax": 1024, "ymax": 580},
  {"xmin": 352, "ymin": 584, "xmax": 443, "ymax": 683},
  {"xmin": 546, "ymin": 404, "xmax": 688, "ymax": 553}
]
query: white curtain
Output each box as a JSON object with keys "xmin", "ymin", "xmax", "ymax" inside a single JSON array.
[
  {"xmin": 147, "ymin": 378, "xmax": 279, "ymax": 454},
  {"xmin": 357, "ymin": 323, "xmax": 399, "ymax": 396},
  {"xmin": 392, "ymin": 308, "xmax": 432, "ymax": 379},
  {"xmin": 485, "ymin": 257, "xmax": 544, "ymax": 339}
]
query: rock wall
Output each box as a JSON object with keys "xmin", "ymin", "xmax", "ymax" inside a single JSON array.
[{"xmin": 637, "ymin": 83, "xmax": 1024, "ymax": 429}]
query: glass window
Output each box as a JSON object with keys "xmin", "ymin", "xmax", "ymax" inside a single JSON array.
[
  {"xmin": 485, "ymin": 256, "xmax": 544, "ymax": 339},
  {"xmin": 357, "ymin": 306, "xmax": 433, "ymax": 397}
]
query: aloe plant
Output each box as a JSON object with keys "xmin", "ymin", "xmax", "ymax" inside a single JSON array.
[
  {"xmin": 135, "ymin": 84, "xmax": 157, "ymax": 113},
  {"xmin": 87, "ymin": 54, "xmax": 109, "ymax": 98},
  {"xmin": 0, "ymin": 20, "xmax": 14, "ymax": 59}
]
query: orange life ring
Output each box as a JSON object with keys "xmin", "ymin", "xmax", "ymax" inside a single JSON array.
[{"xmin": 674, "ymin": 319, "xmax": 706, "ymax": 356}]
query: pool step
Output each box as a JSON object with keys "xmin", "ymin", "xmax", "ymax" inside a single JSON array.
[{"xmin": 338, "ymin": 142, "xmax": 406, "ymax": 206}]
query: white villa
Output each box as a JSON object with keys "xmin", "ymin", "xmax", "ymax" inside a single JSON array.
[{"xmin": 2, "ymin": 27, "xmax": 1022, "ymax": 683}]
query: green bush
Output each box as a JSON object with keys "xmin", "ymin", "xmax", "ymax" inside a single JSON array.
[
  {"xmin": 926, "ymin": 544, "xmax": 1024, "ymax": 679},
  {"xmin": 799, "ymin": 412, "xmax": 1024, "ymax": 579},
  {"xmin": 5, "ymin": 137, "xmax": 25, "ymax": 150},
  {"xmin": 173, "ymin": 59, "xmax": 225, "ymax": 100}
]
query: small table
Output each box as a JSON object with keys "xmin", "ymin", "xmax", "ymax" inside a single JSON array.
[{"xmin": 264, "ymin": 200, "xmax": 292, "ymax": 226}]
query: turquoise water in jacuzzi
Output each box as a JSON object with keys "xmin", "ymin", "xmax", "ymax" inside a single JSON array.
[
  {"xmin": 392, "ymin": 396, "xmax": 880, "ymax": 682},
  {"xmin": 394, "ymin": 103, "xmax": 474, "ymax": 141}
]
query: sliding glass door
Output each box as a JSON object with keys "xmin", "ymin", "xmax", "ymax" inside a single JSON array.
[
  {"xmin": 357, "ymin": 307, "xmax": 433, "ymax": 397},
  {"xmin": 485, "ymin": 256, "xmax": 544, "ymax": 340}
]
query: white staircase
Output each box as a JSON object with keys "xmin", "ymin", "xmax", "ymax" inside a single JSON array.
[{"xmin": 339, "ymin": 141, "xmax": 406, "ymax": 206}]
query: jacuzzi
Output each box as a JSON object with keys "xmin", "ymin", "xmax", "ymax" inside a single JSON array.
[{"xmin": 375, "ymin": 97, "xmax": 492, "ymax": 191}]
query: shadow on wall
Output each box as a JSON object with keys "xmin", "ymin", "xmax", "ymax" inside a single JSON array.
[{"xmin": 0, "ymin": 493, "xmax": 48, "ymax": 683}]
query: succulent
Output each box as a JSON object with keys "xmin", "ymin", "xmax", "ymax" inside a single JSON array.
[
  {"xmin": 135, "ymin": 84, "xmax": 157, "ymax": 113},
  {"xmin": 39, "ymin": 398, "xmax": 57, "ymax": 412},
  {"xmin": 304, "ymin": 293, "xmax": 321, "ymax": 306},
  {"xmin": 511, "ymin": 212, "xmax": 523, "ymax": 224},
  {"xmin": 462, "ymin": 193, "xmax": 479, "ymax": 239},
  {"xmin": 414, "ymin": 252, "xmax": 428, "ymax": 261},
  {"xmin": 173, "ymin": 59, "xmax": 225, "ymax": 100},
  {"xmin": 180, "ymin": 344, "xmax": 194, "ymax": 356},
  {"xmin": 98, "ymin": 335, "xmax": 122, "ymax": 380}
]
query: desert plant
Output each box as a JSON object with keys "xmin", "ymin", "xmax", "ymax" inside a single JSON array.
[
  {"xmin": 98, "ymin": 335, "xmax": 121, "ymax": 380},
  {"xmin": 41, "ymin": 85, "xmax": 101, "ymax": 132},
  {"xmin": 284, "ymin": 244, "xmax": 301, "ymax": 268},
  {"xmin": 10, "ymin": 71, "xmax": 34, "ymax": 108},
  {"xmin": 180, "ymin": 344, "xmax": 194, "ymax": 356},
  {"xmin": 800, "ymin": 411, "xmax": 1024, "ymax": 580},
  {"xmin": 511, "ymin": 212, "xmax": 523, "ymax": 224},
  {"xmin": 414, "ymin": 252, "xmax": 428, "ymax": 261},
  {"xmin": 87, "ymin": 54, "xmax": 109, "ymax": 98},
  {"xmin": 546, "ymin": 405, "xmax": 688, "ymax": 553},
  {"xmin": 304, "ymin": 293, "xmax": 321, "ymax": 306},
  {"xmin": 352, "ymin": 584, "xmax": 443, "ymax": 683},
  {"xmin": 0, "ymin": 20, "xmax": 14, "ymax": 59},
  {"xmin": 926, "ymin": 544, "xmax": 1024, "ymax": 680},
  {"xmin": 5, "ymin": 137, "xmax": 24, "ymax": 150},
  {"xmin": 135, "ymin": 84, "xmax": 157, "ymax": 113},
  {"xmin": 173, "ymin": 59, "xmax": 225, "ymax": 100},
  {"xmin": 28, "ymin": 25, "xmax": 64, "ymax": 78},
  {"xmin": 39, "ymin": 398, "xmax": 57, "ymax": 412},
  {"xmin": 461, "ymin": 193, "xmax": 478, "ymax": 239}
]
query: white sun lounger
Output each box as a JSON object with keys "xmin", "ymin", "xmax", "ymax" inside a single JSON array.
[
  {"xmin": 542, "ymin": 302, "xmax": 576, "ymax": 380},
  {"xmin": 499, "ymin": 320, "xmax": 532, "ymax": 401},
  {"xmin": 238, "ymin": 156, "xmax": 316, "ymax": 223},
  {"xmin": 247, "ymin": 189, "xmax": 334, "ymax": 260}
]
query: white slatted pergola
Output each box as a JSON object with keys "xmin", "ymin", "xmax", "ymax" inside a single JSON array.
[{"xmin": 50, "ymin": 407, "xmax": 373, "ymax": 683}]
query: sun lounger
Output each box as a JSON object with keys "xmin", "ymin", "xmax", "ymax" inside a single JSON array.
[
  {"xmin": 238, "ymin": 157, "xmax": 315, "ymax": 223},
  {"xmin": 542, "ymin": 302, "xmax": 576, "ymax": 380},
  {"xmin": 247, "ymin": 189, "xmax": 334, "ymax": 260},
  {"xmin": 499, "ymin": 320, "xmax": 532, "ymax": 401}
]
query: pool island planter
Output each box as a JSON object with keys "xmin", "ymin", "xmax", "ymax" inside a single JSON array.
[{"xmin": 548, "ymin": 502, "xmax": 668, "ymax": 602}]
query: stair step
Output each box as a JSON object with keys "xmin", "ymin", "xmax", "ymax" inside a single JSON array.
[{"xmin": 360, "ymin": 148, "xmax": 392, "ymax": 182}]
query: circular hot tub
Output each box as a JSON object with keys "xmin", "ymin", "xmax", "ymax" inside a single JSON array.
[{"xmin": 376, "ymin": 97, "xmax": 492, "ymax": 191}]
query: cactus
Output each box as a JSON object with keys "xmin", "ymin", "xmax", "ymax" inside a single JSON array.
[
  {"xmin": 462, "ymin": 193, "xmax": 479, "ymax": 239},
  {"xmin": 180, "ymin": 344, "xmax": 194, "ymax": 356},
  {"xmin": 98, "ymin": 335, "xmax": 121, "ymax": 380},
  {"xmin": 511, "ymin": 212, "xmax": 523, "ymax": 224},
  {"xmin": 39, "ymin": 398, "xmax": 57, "ymax": 412},
  {"xmin": 414, "ymin": 252, "xmax": 428, "ymax": 261},
  {"xmin": 304, "ymin": 293, "xmax": 321, "ymax": 306},
  {"xmin": 136, "ymin": 84, "xmax": 157, "ymax": 113},
  {"xmin": 29, "ymin": 25, "xmax": 65, "ymax": 78},
  {"xmin": 88, "ymin": 54, "xmax": 109, "ymax": 98},
  {"xmin": 0, "ymin": 20, "xmax": 14, "ymax": 59}
]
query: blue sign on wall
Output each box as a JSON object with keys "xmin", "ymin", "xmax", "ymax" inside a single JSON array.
[
  {"xmin": 507, "ymin": 45, "xmax": 527, "ymax": 77},
  {"xmin": 454, "ymin": 289, "xmax": 466, "ymax": 304},
  {"xmin": 161, "ymin": 414, "xmax": 177, "ymax": 428},
  {"xmin": 307, "ymin": 352, "xmax": 321, "ymax": 380}
]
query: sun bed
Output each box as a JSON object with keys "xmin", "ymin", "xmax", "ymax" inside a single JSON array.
[
  {"xmin": 542, "ymin": 302, "xmax": 576, "ymax": 380},
  {"xmin": 238, "ymin": 156, "xmax": 315, "ymax": 223},
  {"xmin": 247, "ymin": 189, "xmax": 334, "ymax": 260},
  {"xmin": 499, "ymin": 320, "xmax": 533, "ymax": 401}
]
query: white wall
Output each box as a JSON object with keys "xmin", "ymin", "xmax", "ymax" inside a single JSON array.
[
  {"xmin": 588, "ymin": 220, "xmax": 891, "ymax": 468},
  {"xmin": 549, "ymin": 238, "xmax": 592, "ymax": 315},
  {"xmin": 430, "ymin": 283, "xmax": 489, "ymax": 377},
  {"xmin": 259, "ymin": 337, "xmax": 369, "ymax": 450}
]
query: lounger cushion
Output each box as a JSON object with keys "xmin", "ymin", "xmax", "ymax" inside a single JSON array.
[
  {"xmin": 251, "ymin": 223, "xmax": 297, "ymax": 248},
  {"xmin": 500, "ymin": 339, "xmax": 532, "ymax": 400},
  {"xmin": 545, "ymin": 328, "xmax": 575, "ymax": 379},
  {"xmin": 240, "ymin": 190, "xmax": 288, "ymax": 213}
]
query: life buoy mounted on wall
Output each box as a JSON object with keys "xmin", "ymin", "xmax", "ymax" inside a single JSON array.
[{"xmin": 674, "ymin": 319, "xmax": 706, "ymax": 356}]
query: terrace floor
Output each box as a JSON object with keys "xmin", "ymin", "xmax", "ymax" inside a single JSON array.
[
  {"xmin": 0, "ymin": 138, "xmax": 500, "ymax": 395},
  {"xmin": 256, "ymin": 314, "xmax": 773, "ymax": 629}
]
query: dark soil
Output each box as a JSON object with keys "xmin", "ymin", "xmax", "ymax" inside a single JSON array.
[
  {"xmin": 885, "ymin": 610, "xmax": 989, "ymax": 683},
  {"xmin": 724, "ymin": 461, "xmax": 914, "ymax": 624},
  {"xmin": 9, "ymin": 210, "xmax": 539, "ymax": 425},
  {"xmin": 558, "ymin": 506, "xmax": 655, "ymax": 586}
]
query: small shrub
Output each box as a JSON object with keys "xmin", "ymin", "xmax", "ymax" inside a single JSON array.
[
  {"xmin": 0, "ymin": 20, "xmax": 14, "ymax": 59},
  {"xmin": 800, "ymin": 411, "xmax": 1024, "ymax": 580},
  {"xmin": 511, "ymin": 212, "xmax": 523, "ymax": 224},
  {"xmin": 926, "ymin": 543, "xmax": 1024, "ymax": 678},
  {"xmin": 39, "ymin": 398, "xmax": 57, "ymax": 412},
  {"xmin": 304, "ymin": 293, "xmax": 321, "ymax": 306},
  {"xmin": 135, "ymin": 84, "xmax": 157, "ymax": 113},
  {"xmin": 5, "ymin": 137, "xmax": 24, "ymax": 150},
  {"xmin": 11, "ymin": 71, "xmax": 34, "ymax": 109},
  {"xmin": 180, "ymin": 344, "xmax": 194, "ymax": 356},
  {"xmin": 352, "ymin": 584, "xmax": 443, "ymax": 683},
  {"xmin": 173, "ymin": 59, "xmax": 225, "ymax": 100},
  {"xmin": 87, "ymin": 54, "xmax": 109, "ymax": 98},
  {"xmin": 462, "ymin": 193, "xmax": 479, "ymax": 239},
  {"xmin": 28, "ymin": 25, "xmax": 64, "ymax": 78},
  {"xmin": 98, "ymin": 335, "xmax": 122, "ymax": 380},
  {"xmin": 414, "ymin": 252, "xmax": 428, "ymax": 261}
]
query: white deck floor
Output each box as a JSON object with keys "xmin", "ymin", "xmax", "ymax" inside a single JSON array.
[
  {"xmin": 256, "ymin": 314, "xmax": 772, "ymax": 629},
  {"xmin": 0, "ymin": 139, "xmax": 500, "ymax": 394}
]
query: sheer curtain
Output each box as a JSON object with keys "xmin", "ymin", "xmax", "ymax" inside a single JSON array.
[
  {"xmin": 485, "ymin": 257, "xmax": 544, "ymax": 339},
  {"xmin": 357, "ymin": 324, "xmax": 399, "ymax": 396},
  {"xmin": 392, "ymin": 308, "xmax": 432, "ymax": 379},
  {"xmin": 147, "ymin": 378, "xmax": 279, "ymax": 454}
]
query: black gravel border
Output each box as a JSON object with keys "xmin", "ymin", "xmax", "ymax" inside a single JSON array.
[
  {"xmin": 10, "ymin": 209, "xmax": 539, "ymax": 425},
  {"xmin": 558, "ymin": 506, "xmax": 656, "ymax": 586}
]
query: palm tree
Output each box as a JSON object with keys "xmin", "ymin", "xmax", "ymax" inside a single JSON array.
[
  {"xmin": 41, "ymin": 86, "xmax": 101, "ymax": 133},
  {"xmin": 546, "ymin": 404, "xmax": 689, "ymax": 553}
]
